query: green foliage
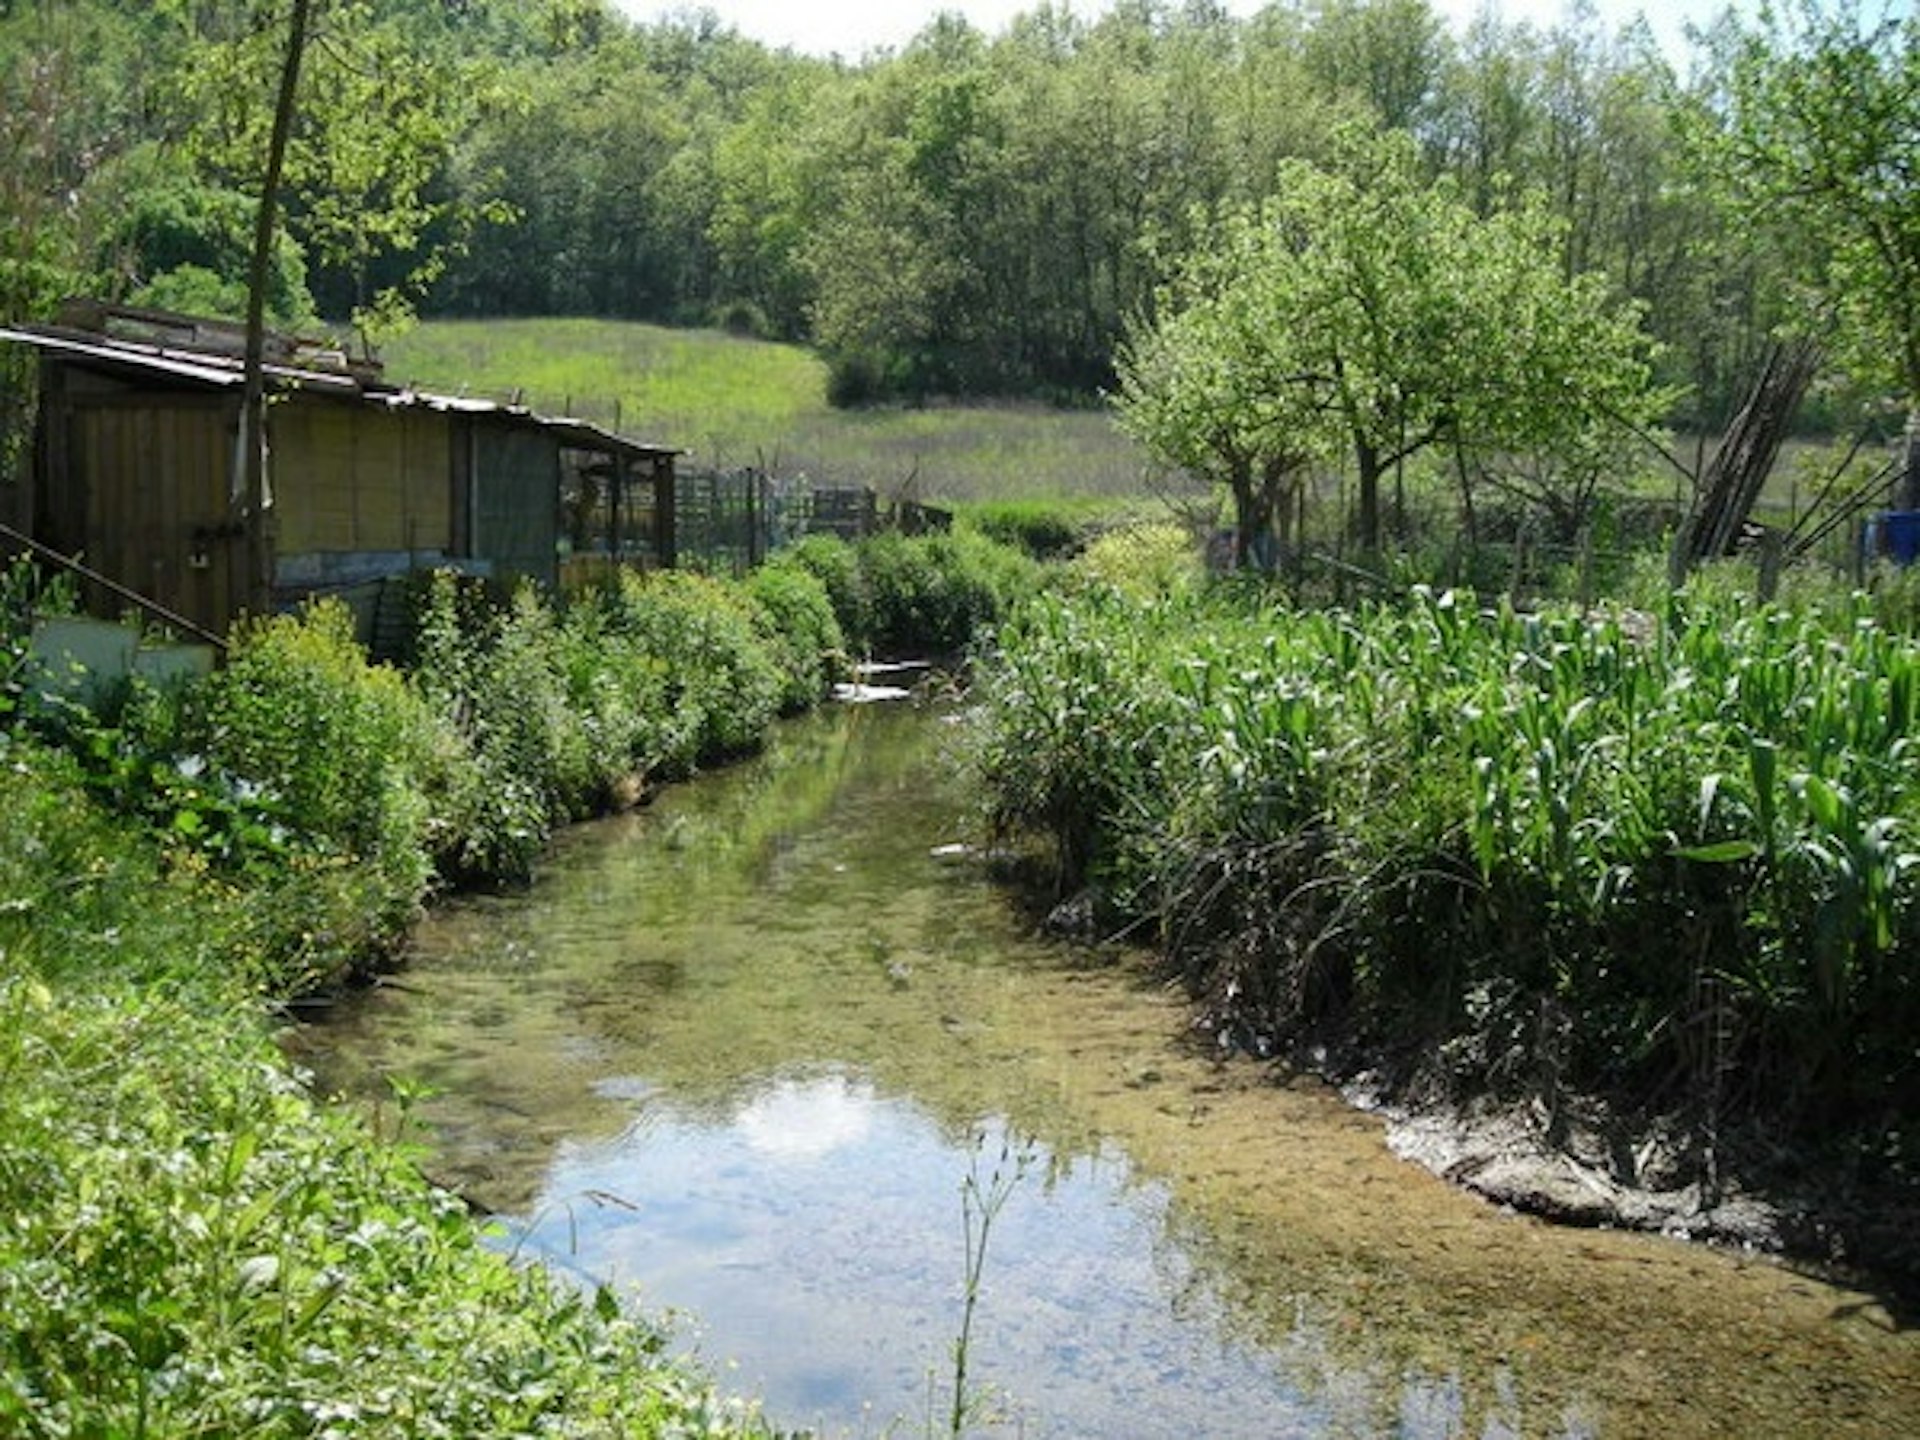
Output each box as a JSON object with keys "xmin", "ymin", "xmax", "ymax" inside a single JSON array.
[
  {"xmin": 406, "ymin": 567, "xmax": 789, "ymax": 883},
  {"xmin": 0, "ymin": 715, "xmax": 757, "ymax": 1430},
  {"xmin": 0, "ymin": 537, "xmax": 1011, "ymax": 1439},
  {"xmin": 0, "ymin": 736, "xmax": 237, "ymax": 991},
  {"xmin": 856, "ymin": 530, "xmax": 1041, "ymax": 658},
  {"xmin": 0, "ymin": 0, "xmax": 1883, "ymax": 466},
  {"xmin": 1690, "ymin": 0, "xmax": 1920, "ymax": 407},
  {"xmin": 9, "ymin": 603, "xmax": 449, "ymax": 990},
  {"xmin": 1070, "ymin": 521, "xmax": 1202, "ymax": 601},
  {"xmin": 961, "ymin": 499, "xmax": 1091, "ymax": 560},
  {"xmin": 167, "ymin": 0, "xmax": 494, "ymax": 338},
  {"xmin": 975, "ymin": 581, "xmax": 1920, "ymax": 1159},
  {"xmin": 408, "ymin": 574, "xmax": 593, "ymax": 883},
  {"xmin": 85, "ymin": 146, "xmax": 314, "ymax": 324},
  {"xmin": 599, "ymin": 568, "xmax": 783, "ymax": 767},
  {"xmin": 1117, "ymin": 126, "xmax": 1672, "ymax": 557},
  {"xmin": 779, "ymin": 534, "xmax": 874, "ymax": 653},
  {"xmin": 744, "ymin": 557, "xmax": 846, "ymax": 711},
  {"xmin": 0, "ymin": 910, "xmax": 759, "ymax": 1439},
  {"xmin": 173, "ymin": 601, "xmax": 442, "ymax": 978}
]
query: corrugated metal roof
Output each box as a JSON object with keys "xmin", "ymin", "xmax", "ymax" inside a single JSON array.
[
  {"xmin": 0, "ymin": 325, "xmax": 247, "ymax": 387},
  {"xmin": 0, "ymin": 323, "xmax": 681, "ymax": 458}
]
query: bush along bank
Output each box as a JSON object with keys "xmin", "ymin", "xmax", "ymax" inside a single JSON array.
[
  {"xmin": 971, "ymin": 578, "xmax": 1920, "ymax": 1273},
  {"xmin": 0, "ymin": 531, "xmax": 1037, "ymax": 1437}
]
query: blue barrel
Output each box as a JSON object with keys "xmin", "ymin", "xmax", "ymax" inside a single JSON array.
[{"xmin": 1882, "ymin": 510, "xmax": 1920, "ymax": 565}]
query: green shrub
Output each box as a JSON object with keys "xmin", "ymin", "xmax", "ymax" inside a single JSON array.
[
  {"xmin": 1071, "ymin": 521, "xmax": 1202, "ymax": 600},
  {"xmin": 781, "ymin": 534, "xmax": 873, "ymax": 651},
  {"xmin": 0, "ymin": 735, "xmax": 242, "ymax": 989},
  {"xmin": 407, "ymin": 572, "xmax": 567, "ymax": 883},
  {"xmin": 744, "ymin": 557, "xmax": 847, "ymax": 711},
  {"xmin": 964, "ymin": 499, "xmax": 1088, "ymax": 560},
  {"xmin": 0, "ymin": 965, "xmax": 763, "ymax": 1439},
  {"xmin": 169, "ymin": 601, "xmax": 441, "ymax": 978},
  {"xmin": 0, "ymin": 590, "xmax": 776, "ymax": 1438},
  {"xmin": 601, "ymin": 569, "xmax": 783, "ymax": 769},
  {"xmin": 552, "ymin": 600, "xmax": 678, "ymax": 788},
  {"xmin": 858, "ymin": 530, "xmax": 1041, "ymax": 657}
]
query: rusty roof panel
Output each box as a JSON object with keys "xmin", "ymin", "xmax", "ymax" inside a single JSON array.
[{"xmin": 0, "ymin": 322, "xmax": 681, "ymax": 457}]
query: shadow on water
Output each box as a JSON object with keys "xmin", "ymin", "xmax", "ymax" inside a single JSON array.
[{"xmin": 293, "ymin": 702, "xmax": 1920, "ymax": 1439}]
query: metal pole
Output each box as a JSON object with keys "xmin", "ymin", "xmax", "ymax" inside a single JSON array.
[{"xmin": 0, "ymin": 521, "xmax": 228, "ymax": 651}]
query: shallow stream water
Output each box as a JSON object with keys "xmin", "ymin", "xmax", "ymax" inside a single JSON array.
[{"xmin": 294, "ymin": 701, "xmax": 1919, "ymax": 1438}]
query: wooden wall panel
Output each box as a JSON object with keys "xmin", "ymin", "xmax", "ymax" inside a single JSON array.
[
  {"xmin": 71, "ymin": 397, "xmax": 236, "ymax": 635},
  {"xmin": 274, "ymin": 405, "xmax": 358, "ymax": 551},
  {"xmin": 474, "ymin": 421, "xmax": 558, "ymax": 587},
  {"xmin": 273, "ymin": 402, "xmax": 452, "ymax": 556},
  {"xmin": 402, "ymin": 410, "xmax": 451, "ymax": 550}
]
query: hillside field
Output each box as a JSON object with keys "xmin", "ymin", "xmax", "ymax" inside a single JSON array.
[{"xmin": 379, "ymin": 318, "xmax": 1173, "ymax": 508}]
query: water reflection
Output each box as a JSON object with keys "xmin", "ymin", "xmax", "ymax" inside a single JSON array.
[
  {"xmin": 501, "ymin": 1068, "xmax": 1571, "ymax": 1439},
  {"xmin": 298, "ymin": 703, "xmax": 1919, "ymax": 1439}
]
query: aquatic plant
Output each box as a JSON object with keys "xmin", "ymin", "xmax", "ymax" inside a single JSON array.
[{"xmin": 946, "ymin": 1131, "xmax": 1031, "ymax": 1438}]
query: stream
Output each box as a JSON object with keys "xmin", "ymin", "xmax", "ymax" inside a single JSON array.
[{"xmin": 292, "ymin": 701, "xmax": 1919, "ymax": 1438}]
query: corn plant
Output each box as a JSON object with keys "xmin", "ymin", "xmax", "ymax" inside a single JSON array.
[{"xmin": 972, "ymin": 577, "xmax": 1920, "ymax": 1153}]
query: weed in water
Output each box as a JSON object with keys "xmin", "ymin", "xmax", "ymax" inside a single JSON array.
[{"xmin": 946, "ymin": 1128, "xmax": 1032, "ymax": 1438}]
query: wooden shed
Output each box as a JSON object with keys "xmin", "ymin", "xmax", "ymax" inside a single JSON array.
[{"xmin": 0, "ymin": 302, "xmax": 678, "ymax": 640}]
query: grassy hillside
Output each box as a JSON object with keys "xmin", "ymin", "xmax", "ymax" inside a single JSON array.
[{"xmin": 379, "ymin": 318, "xmax": 1171, "ymax": 506}]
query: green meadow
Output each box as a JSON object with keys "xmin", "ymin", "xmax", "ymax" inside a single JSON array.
[{"xmin": 380, "ymin": 318, "xmax": 1166, "ymax": 506}]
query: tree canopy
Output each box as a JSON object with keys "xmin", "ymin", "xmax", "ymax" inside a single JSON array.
[
  {"xmin": 1690, "ymin": 0, "xmax": 1920, "ymax": 493},
  {"xmin": 0, "ymin": 0, "xmax": 1910, "ymax": 531},
  {"xmin": 1119, "ymin": 129, "xmax": 1668, "ymax": 556}
]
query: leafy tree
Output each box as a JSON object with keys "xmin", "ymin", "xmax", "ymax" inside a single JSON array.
[
  {"xmin": 1115, "ymin": 211, "xmax": 1338, "ymax": 567},
  {"xmin": 1118, "ymin": 129, "xmax": 1669, "ymax": 555},
  {"xmin": 168, "ymin": 0, "xmax": 495, "ymax": 338},
  {"xmin": 1691, "ymin": 0, "xmax": 1920, "ymax": 495},
  {"xmin": 1299, "ymin": 0, "xmax": 1448, "ymax": 133},
  {"xmin": 85, "ymin": 147, "xmax": 314, "ymax": 324},
  {"xmin": 802, "ymin": 15, "xmax": 998, "ymax": 400},
  {"xmin": 708, "ymin": 74, "xmax": 822, "ymax": 339}
]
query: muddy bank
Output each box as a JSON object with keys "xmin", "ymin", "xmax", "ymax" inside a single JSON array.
[
  {"xmin": 1259, "ymin": 1048, "xmax": 1920, "ymax": 1307},
  {"xmin": 1052, "ymin": 860, "xmax": 1920, "ymax": 1306}
]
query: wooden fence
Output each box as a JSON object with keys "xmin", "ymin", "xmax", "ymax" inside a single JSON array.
[{"xmin": 662, "ymin": 473, "xmax": 950, "ymax": 575}]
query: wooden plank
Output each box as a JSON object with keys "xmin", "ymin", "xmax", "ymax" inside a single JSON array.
[{"xmin": 403, "ymin": 411, "xmax": 450, "ymax": 548}]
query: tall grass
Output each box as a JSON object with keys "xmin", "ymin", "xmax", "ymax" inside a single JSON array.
[
  {"xmin": 380, "ymin": 318, "xmax": 1164, "ymax": 504},
  {"xmin": 974, "ymin": 578, "xmax": 1920, "ymax": 1175}
]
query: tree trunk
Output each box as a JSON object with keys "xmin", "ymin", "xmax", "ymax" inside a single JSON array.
[
  {"xmin": 1354, "ymin": 433, "xmax": 1383, "ymax": 554},
  {"xmin": 241, "ymin": 0, "xmax": 312, "ymax": 619},
  {"xmin": 1231, "ymin": 457, "xmax": 1274, "ymax": 570},
  {"xmin": 1670, "ymin": 336, "xmax": 1821, "ymax": 581}
]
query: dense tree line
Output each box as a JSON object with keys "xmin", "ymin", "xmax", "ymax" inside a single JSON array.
[{"xmin": 0, "ymin": 0, "xmax": 1912, "ymax": 445}]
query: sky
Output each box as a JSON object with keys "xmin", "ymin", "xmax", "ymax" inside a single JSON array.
[{"xmin": 613, "ymin": 0, "xmax": 1746, "ymax": 66}]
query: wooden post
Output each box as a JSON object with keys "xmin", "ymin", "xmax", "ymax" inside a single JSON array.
[
  {"xmin": 747, "ymin": 470, "xmax": 763, "ymax": 568},
  {"xmin": 656, "ymin": 458, "xmax": 677, "ymax": 570},
  {"xmin": 610, "ymin": 457, "xmax": 624, "ymax": 571},
  {"xmin": 240, "ymin": 0, "xmax": 311, "ymax": 619},
  {"xmin": 1510, "ymin": 524, "xmax": 1531, "ymax": 606},
  {"xmin": 1757, "ymin": 529, "xmax": 1784, "ymax": 602}
]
